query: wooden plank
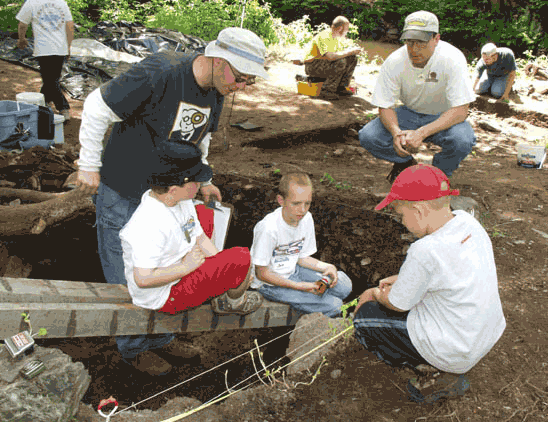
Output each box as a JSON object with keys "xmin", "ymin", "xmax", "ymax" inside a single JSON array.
[
  {"xmin": 0, "ymin": 277, "xmax": 132, "ymax": 304},
  {"xmin": 0, "ymin": 300, "xmax": 301, "ymax": 339}
]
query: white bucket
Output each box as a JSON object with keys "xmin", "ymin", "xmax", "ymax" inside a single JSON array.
[
  {"xmin": 517, "ymin": 143, "xmax": 546, "ymax": 169},
  {"xmin": 53, "ymin": 114, "xmax": 65, "ymax": 144},
  {"xmin": 16, "ymin": 92, "xmax": 46, "ymax": 107}
]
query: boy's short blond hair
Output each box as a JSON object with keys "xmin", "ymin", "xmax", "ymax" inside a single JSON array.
[
  {"xmin": 332, "ymin": 16, "xmax": 350, "ymax": 29},
  {"xmin": 278, "ymin": 172, "xmax": 313, "ymax": 198}
]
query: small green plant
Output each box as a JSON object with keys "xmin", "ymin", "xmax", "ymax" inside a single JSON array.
[
  {"xmin": 21, "ymin": 312, "xmax": 48, "ymax": 337},
  {"xmin": 490, "ymin": 228, "xmax": 507, "ymax": 238},
  {"xmin": 320, "ymin": 173, "xmax": 351, "ymax": 190},
  {"xmin": 320, "ymin": 172, "xmax": 336, "ymax": 185},
  {"xmin": 249, "ymin": 339, "xmax": 283, "ymax": 387}
]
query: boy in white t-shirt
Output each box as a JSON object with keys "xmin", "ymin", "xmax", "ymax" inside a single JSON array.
[
  {"xmin": 250, "ymin": 172, "xmax": 352, "ymax": 317},
  {"xmin": 353, "ymin": 164, "xmax": 506, "ymax": 403},
  {"xmin": 358, "ymin": 11, "xmax": 476, "ymax": 183},
  {"xmin": 120, "ymin": 141, "xmax": 263, "ymax": 317}
]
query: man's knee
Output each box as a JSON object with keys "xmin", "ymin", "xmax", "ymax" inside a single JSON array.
[
  {"xmin": 445, "ymin": 121, "xmax": 476, "ymax": 151},
  {"xmin": 336, "ymin": 271, "xmax": 353, "ymax": 298},
  {"xmin": 358, "ymin": 119, "xmax": 380, "ymax": 149},
  {"xmin": 490, "ymin": 85, "xmax": 505, "ymax": 98}
]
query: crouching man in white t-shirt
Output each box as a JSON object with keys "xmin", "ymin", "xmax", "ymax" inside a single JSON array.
[
  {"xmin": 359, "ymin": 11, "xmax": 476, "ymax": 183},
  {"xmin": 354, "ymin": 164, "xmax": 506, "ymax": 403},
  {"xmin": 250, "ymin": 172, "xmax": 352, "ymax": 317}
]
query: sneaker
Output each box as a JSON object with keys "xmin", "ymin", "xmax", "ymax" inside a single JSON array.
[
  {"xmin": 211, "ymin": 291, "xmax": 264, "ymax": 316},
  {"xmin": 317, "ymin": 91, "xmax": 339, "ymax": 101},
  {"xmin": 386, "ymin": 158, "xmax": 418, "ymax": 184},
  {"xmin": 130, "ymin": 350, "xmax": 172, "ymax": 376},
  {"xmin": 407, "ymin": 372, "xmax": 470, "ymax": 404}
]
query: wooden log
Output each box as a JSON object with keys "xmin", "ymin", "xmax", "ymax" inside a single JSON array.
[
  {"xmin": 0, "ymin": 188, "xmax": 94, "ymax": 236},
  {"xmin": 0, "ymin": 188, "xmax": 63, "ymax": 203},
  {"xmin": 0, "ymin": 277, "xmax": 302, "ymax": 338}
]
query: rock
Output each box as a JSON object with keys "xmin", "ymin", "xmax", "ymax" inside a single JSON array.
[
  {"xmin": 330, "ymin": 369, "xmax": 342, "ymax": 379},
  {"xmin": 285, "ymin": 313, "xmax": 349, "ymax": 376},
  {"xmin": 450, "ymin": 196, "xmax": 480, "ymax": 219},
  {"xmin": 478, "ymin": 120, "xmax": 502, "ymax": 133},
  {"xmin": 0, "ymin": 345, "xmax": 90, "ymax": 422},
  {"xmin": 360, "ymin": 257, "xmax": 372, "ymax": 266}
]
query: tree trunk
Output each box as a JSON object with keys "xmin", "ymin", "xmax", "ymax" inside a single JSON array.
[{"xmin": 0, "ymin": 188, "xmax": 94, "ymax": 236}]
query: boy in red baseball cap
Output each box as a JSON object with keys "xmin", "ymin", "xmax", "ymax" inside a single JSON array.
[{"xmin": 353, "ymin": 164, "xmax": 506, "ymax": 403}]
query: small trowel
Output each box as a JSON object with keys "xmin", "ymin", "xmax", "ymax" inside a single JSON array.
[{"xmin": 230, "ymin": 120, "xmax": 263, "ymax": 131}]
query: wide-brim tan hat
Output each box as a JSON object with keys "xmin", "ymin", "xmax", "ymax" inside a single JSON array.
[{"xmin": 205, "ymin": 27, "xmax": 269, "ymax": 79}]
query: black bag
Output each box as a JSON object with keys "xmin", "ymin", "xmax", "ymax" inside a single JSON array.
[{"xmin": 37, "ymin": 105, "xmax": 54, "ymax": 140}]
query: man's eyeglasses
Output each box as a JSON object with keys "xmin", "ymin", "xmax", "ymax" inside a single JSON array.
[
  {"xmin": 404, "ymin": 40, "xmax": 430, "ymax": 50},
  {"xmin": 229, "ymin": 64, "xmax": 256, "ymax": 86}
]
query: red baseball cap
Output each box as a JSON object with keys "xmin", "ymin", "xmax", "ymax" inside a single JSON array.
[{"xmin": 375, "ymin": 164, "xmax": 459, "ymax": 210}]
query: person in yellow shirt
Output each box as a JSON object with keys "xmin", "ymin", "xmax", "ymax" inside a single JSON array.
[{"xmin": 303, "ymin": 16, "xmax": 363, "ymax": 100}]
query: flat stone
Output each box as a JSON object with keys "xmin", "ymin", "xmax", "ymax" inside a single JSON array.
[
  {"xmin": 285, "ymin": 313, "xmax": 349, "ymax": 376},
  {"xmin": 451, "ymin": 196, "xmax": 480, "ymax": 219},
  {"xmin": 478, "ymin": 119, "xmax": 503, "ymax": 133},
  {"xmin": 0, "ymin": 345, "xmax": 90, "ymax": 422}
]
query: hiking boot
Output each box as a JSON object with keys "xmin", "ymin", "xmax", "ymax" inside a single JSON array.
[
  {"xmin": 318, "ymin": 91, "xmax": 339, "ymax": 101},
  {"xmin": 159, "ymin": 339, "xmax": 202, "ymax": 360},
  {"xmin": 386, "ymin": 158, "xmax": 418, "ymax": 184},
  {"xmin": 130, "ymin": 350, "xmax": 172, "ymax": 376},
  {"xmin": 407, "ymin": 372, "xmax": 470, "ymax": 404},
  {"xmin": 211, "ymin": 291, "xmax": 264, "ymax": 316}
]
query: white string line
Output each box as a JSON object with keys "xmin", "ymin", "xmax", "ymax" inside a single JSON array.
[
  {"xmin": 160, "ymin": 325, "xmax": 354, "ymax": 422},
  {"xmin": 201, "ymin": 321, "xmax": 353, "ymax": 406},
  {"xmin": 109, "ymin": 312, "xmax": 326, "ymax": 417}
]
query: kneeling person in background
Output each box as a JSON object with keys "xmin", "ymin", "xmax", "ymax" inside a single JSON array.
[{"xmin": 250, "ymin": 172, "xmax": 352, "ymax": 317}]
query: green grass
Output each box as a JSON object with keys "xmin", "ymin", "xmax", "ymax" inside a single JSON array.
[{"xmin": 0, "ymin": 5, "xmax": 23, "ymax": 33}]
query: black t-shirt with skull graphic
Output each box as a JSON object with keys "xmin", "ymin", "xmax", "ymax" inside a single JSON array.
[{"xmin": 99, "ymin": 50, "xmax": 224, "ymax": 201}]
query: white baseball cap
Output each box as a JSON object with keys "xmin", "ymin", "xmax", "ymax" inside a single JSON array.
[
  {"xmin": 205, "ymin": 27, "xmax": 269, "ymax": 79},
  {"xmin": 481, "ymin": 43, "xmax": 497, "ymax": 56},
  {"xmin": 400, "ymin": 11, "xmax": 439, "ymax": 42}
]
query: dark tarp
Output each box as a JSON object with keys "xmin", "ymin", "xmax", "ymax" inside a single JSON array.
[{"xmin": 0, "ymin": 21, "xmax": 208, "ymax": 100}]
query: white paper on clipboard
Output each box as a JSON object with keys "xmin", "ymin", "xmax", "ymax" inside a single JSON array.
[{"xmin": 193, "ymin": 200, "xmax": 234, "ymax": 251}]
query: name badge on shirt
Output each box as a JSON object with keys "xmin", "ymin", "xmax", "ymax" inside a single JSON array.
[
  {"xmin": 181, "ymin": 218, "xmax": 196, "ymax": 243},
  {"xmin": 425, "ymin": 71, "xmax": 438, "ymax": 83}
]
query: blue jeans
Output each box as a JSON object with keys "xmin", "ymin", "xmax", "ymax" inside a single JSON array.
[
  {"xmin": 353, "ymin": 301, "xmax": 428, "ymax": 369},
  {"xmin": 95, "ymin": 183, "xmax": 174, "ymax": 360},
  {"xmin": 359, "ymin": 106, "xmax": 476, "ymax": 176},
  {"xmin": 257, "ymin": 265, "xmax": 352, "ymax": 318},
  {"xmin": 476, "ymin": 71, "xmax": 509, "ymax": 99}
]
